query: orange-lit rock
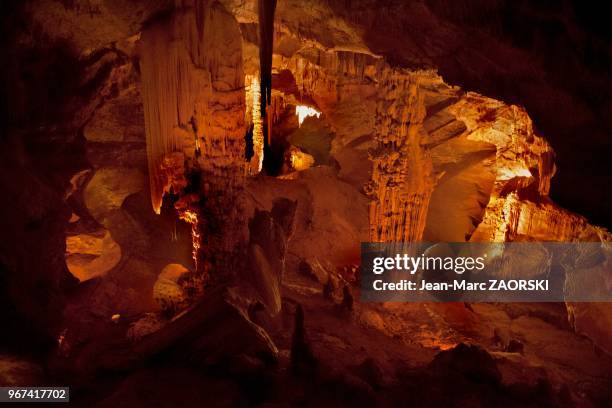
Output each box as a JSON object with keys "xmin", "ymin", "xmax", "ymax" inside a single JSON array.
[
  {"xmin": 230, "ymin": 8, "xmax": 612, "ymax": 362},
  {"xmin": 367, "ymin": 71, "xmax": 435, "ymax": 243},
  {"xmin": 246, "ymin": 75, "xmax": 264, "ymax": 173},
  {"xmin": 65, "ymin": 230, "xmax": 121, "ymax": 281},
  {"xmin": 285, "ymin": 146, "xmax": 313, "ymax": 171},
  {"xmin": 153, "ymin": 263, "xmax": 191, "ymax": 316}
]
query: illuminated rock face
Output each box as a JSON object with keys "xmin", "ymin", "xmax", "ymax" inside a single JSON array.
[
  {"xmin": 262, "ymin": 23, "xmax": 603, "ymax": 246},
  {"xmin": 230, "ymin": 7, "xmax": 612, "ymax": 357},
  {"xmin": 246, "ymin": 76, "xmax": 264, "ymax": 173},
  {"xmin": 368, "ymin": 71, "xmax": 434, "ymax": 243},
  {"xmin": 444, "ymin": 93, "xmax": 608, "ymax": 244},
  {"xmin": 65, "ymin": 231, "xmax": 121, "ymax": 281},
  {"xmin": 288, "ymin": 147, "xmax": 315, "ymax": 171}
]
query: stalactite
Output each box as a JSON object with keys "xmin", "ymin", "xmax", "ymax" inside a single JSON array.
[
  {"xmin": 141, "ymin": 1, "xmax": 246, "ymax": 213},
  {"xmin": 258, "ymin": 0, "xmax": 277, "ymax": 112},
  {"xmin": 471, "ymin": 193, "xmax": 594, "ymax": 242},
  {"xmin": 140, "ymin": 18, "xmax": 189, "ymax": 213},
  {"xmin": 295, "ymin": 105, "xmax": 321, "ymax": 126},
  {"xmin": 258, "ymin": 0, "xmax": 277, "ymax": 147}
]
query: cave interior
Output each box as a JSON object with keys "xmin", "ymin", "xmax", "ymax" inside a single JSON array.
[{"xmin": 0, "ymin": 0, "xmax": 611, "ymax": 406}]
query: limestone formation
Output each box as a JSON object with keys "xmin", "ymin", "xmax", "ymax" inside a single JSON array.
[
  {"xmin": 140, "ymin": 0, "xmax": 247, "ymax": 214},
  {"xmin": 65, "ymin": 230, "xmax": 121, "ymax": 281}
]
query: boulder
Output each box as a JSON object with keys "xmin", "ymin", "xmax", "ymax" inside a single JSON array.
[
  {"xmin": 153, "ymin": 263, "xmax": 191, "ymax": 316},
  {"xmin": 127, "ymin": 313, "xmax": 167, "ymax": 342},
  {"xmin": 83, "ymin": 167, "xmax": 145, "ymax": 225},
  {"xmin": 65, "ymin": 230, "xmax": 121, "ymax": 281}
]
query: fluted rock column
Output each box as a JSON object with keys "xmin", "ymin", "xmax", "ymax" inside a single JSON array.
[
  {"xmin": 367, "ymin": 71, "xmax": 435, "ymax": 243},
  {"xmin": 140, "ymin": 0, "xmax": 248, "ymax": 282}
]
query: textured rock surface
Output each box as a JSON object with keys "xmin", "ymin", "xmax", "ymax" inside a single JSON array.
[
  {"xmin": 65, "ymin": 230, "xmax": 121, "ymax": 281},
  {"xmin": 127, "ymin": 313, "xmax": 167, "ymax": 343},
  {"xmin": 153, "ymin": 263, "xmax": 190, "ymax": 316},
  {"xmin": 83, "ymin": 167, "xmax": 145, "ymax": 225}
]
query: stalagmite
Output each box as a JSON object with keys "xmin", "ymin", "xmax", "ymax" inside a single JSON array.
[{"xmin": 248, "ymin": 75, "xmax": 264, "ymax": 172}]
